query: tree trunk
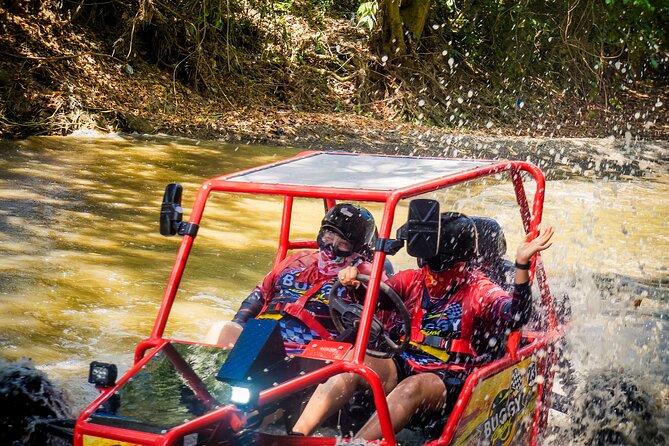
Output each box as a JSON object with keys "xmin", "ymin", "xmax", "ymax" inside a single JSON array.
[
  {"xmin": 400, "ymin": 0, "xmax": 430, "ymax": 41},
  {"xmin": 380, "ymin": 0, "xmax": 406, "ymax": 57},
  {"xmin": 379, "ymin": 0, "xmax": 431, "ymax": 58}
]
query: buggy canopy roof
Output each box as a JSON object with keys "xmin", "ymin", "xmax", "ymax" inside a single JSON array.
[
  {"xmin": 222, "ymin": 152, "xmax": 493, "ymax": 191},
  {"xmin": 203, "ymin": 151, "xmax": 541, "ymax": 205}
]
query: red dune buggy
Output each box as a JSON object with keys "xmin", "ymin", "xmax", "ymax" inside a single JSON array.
[{"xmin": 73, "ymin": 151, "xmax": 568, "ymax": 446}]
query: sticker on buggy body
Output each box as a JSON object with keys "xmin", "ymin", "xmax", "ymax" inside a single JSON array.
[{"xmin": 451, "ymin": 357, "xmax": 539, "ymax": 446}]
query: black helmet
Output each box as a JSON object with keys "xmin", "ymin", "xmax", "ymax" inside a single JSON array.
[
  {"xmin": 472, "ymin": 217, "xmax": 507, "ymax": 263},
  {"xmin": 318, "ymin": 203, "xmax": 376, "ymax": 257},
  {"xmin": 418, "ymin": 212, "xmax": 478, "ymax": 272}
]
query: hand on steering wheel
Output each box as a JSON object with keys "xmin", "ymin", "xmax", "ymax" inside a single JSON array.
[{"xmin": 328, "ymin": 274, "xmax": 411, "ymax": 358}]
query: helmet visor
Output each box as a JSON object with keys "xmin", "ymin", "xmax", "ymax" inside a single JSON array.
[{"xmin": 318, "ymin": 228, "xmax": 354, "ymax": 258}]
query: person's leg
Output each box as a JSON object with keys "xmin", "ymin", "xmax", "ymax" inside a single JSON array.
[
  {"xmin": 204, "ymin": 320, "xmax": 243, "ymax": 347},
  {"xmin": 290, "ymin": 354, "xmax": 399, "ymax": 435},
  {"xmin": 355, "ymin": 373, "xmax": 447, "ymax": 440}
]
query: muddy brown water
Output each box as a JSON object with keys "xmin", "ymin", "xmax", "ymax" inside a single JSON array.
[{"xmin": 0, "ymin": 134, "xmax": 667, "ymax": 443}]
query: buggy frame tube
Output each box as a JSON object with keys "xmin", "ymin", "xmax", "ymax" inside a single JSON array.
[
  {"xmin": 147, "ymin": 184, "xmax": 213, "ymax": 346},
  {"xmin": 274, "ymin": 195, "xmax": 294, "ymax": 267},
  {"xmin": 511, "ymin": 167, "xmax": 557, "ymax": 331}
]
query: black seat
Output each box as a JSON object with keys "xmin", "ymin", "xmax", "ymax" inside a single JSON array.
[{"xmin": 472, "ymin": 217, "xmax": 514, "ymax": 291}]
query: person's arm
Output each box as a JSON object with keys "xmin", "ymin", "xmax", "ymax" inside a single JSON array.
[
  {"xmin": 231, "ymin": 258, "xmax": 288, "ymax": 325},
  {"xmin": 337, "ymin": 265, "xmax": 395, "ymax": 309},
  {"xmin": 231, "ymin": 288, "xmax": 266, "ymax": 325},
  {"xmin": 485, "ymin": 281, "xmax": 532, "ymax": 329},
  {"xmin": 513, "ymin": 225, "xmax": 554, "ymax": 285},
  {"xmin": 483, "ymin": 225, "xmax": 554, "ymax": 328},
  {"xmin": 231, "ymin": 251, "xmax": 314, "ymax": 324}
]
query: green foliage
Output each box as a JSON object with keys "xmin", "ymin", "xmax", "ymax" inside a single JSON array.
[
  {"xmin": 356, "ymin": 1, "xmax": 379, "ymax": 31},
  {"xmin": 424, "ymin": 0, "xmax": 667, "ymax": 98},
  {"xmin": 48, "ymin": 0, "xmax": 666, "ymax": 126},
  {"xmin": 604, "ymin": 0, "xmax": 656, "ymax": 11}
]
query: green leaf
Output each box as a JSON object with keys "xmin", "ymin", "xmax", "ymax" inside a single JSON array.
[{"xmin": 356, "ymin": 1, "xmax": 378, "ymax": 31}]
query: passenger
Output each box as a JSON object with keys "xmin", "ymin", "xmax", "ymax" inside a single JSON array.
[
  {"xmin": 204, "ymin": 203, "xmax": 379, "ymax": 350},
  {"xmin": 291, "ymin": 213, "xmax": 554, "ymax": 439},
  {"xmin": 472, "ymin": 217, "xmax": 515, "ymax": 292}
]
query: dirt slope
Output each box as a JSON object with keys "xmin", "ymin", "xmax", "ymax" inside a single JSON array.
[{"xmin": 1, "ymin": 3, "xmax": 667, "ymax": 177}]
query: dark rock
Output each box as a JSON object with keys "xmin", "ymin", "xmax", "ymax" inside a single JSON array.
[
  {"xmin": 0, "ymin": 358, "xmax": 71, "ymax": 445},
  {"xmin": 124, "ymin": 114, "xmax": 155, "ymax": 134}
]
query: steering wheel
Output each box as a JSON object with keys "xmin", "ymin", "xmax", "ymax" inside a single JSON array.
[{"xmin": 328, "ymin": 274, "xmax": 411, "ymax": 358}]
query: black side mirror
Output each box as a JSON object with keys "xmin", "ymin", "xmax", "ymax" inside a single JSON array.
[
  {"xmin": 406, "ymin": 199, "xmax": 440, "ymax": 258},
  {"xmin": 160, "ymin": 183, "xmax": 183, "ymax": 236}
]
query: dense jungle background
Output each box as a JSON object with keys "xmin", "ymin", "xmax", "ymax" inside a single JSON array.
[{"xmin": 0, "ymin": 0, "xmax": 667, "ymax": 141}]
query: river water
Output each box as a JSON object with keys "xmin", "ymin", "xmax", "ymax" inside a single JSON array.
[{"xmin": 0, "ymin": 134, "xmax": 667, "ymax": 444}]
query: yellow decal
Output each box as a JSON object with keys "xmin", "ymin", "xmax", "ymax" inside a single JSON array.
[
  {"xmin": 257, "ymin": 313, "xmax": 283, "ymax": 320},
  {"xmin": 409, "ymin": 341, "xmax": 451, "ymax": 362},
  {"xmin": 83, "ymin": 435, "xmax": 142, "ymax": 446},
  {"xmin": 452, "ymin": 356, "xmax": 539, "ymax": 446}
]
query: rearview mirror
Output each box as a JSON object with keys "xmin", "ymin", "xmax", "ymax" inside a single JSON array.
[
  {"xmin": 160, "ymin": 183, "xmax": 183, "ymax": 236},
  {"xmin": 406, "ymin": 199, "xmax": 440, "ymax": 258}
]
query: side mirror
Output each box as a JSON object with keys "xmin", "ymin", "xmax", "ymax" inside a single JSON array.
[
  {"xmin": 160, "ymin": 183, "xmax": 183, "ymax": 236},
  {"xmin": 406, "ymin": 199, "xmax": 440, "ymax": 258}
]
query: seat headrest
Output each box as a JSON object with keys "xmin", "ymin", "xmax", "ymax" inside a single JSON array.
[{"xmin": 472, "ymin": 217, "xmax": 507, "ymax": 263}]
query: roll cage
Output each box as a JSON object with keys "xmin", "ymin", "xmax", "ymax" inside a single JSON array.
[{"xmin": 75, "ymin": 151, "xmax": 562, "ymax": 446}]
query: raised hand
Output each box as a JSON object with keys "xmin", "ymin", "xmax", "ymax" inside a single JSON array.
[{"xmin": 516, "ymin": 225, "xmax": 554, "ymax": 265}]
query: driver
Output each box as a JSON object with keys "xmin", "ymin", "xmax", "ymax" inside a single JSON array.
[
  {"xmin": 205, "ymin": 203, "xmax": 379, "ymax": 351},
  {"xmin": 291, "ymin": 213, "xmax": 554, "ymax": 439}
]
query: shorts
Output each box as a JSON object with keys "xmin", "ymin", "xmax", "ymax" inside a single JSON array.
[
  {"xmin": 392, "ymin": 355, "xmax": 468, "ymax": 433},
  {"xmin": 394, "ymin": 355, "xmax": 468, "ymax": 386}
]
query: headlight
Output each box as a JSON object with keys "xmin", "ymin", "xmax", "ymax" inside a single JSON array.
[
  {"xmin": 88, "ymin": 361, "xmax": 118, "ymax": 388},
  {"xmin": 230, "ymin": 386, "xmax": 254, "ymax": 406}
]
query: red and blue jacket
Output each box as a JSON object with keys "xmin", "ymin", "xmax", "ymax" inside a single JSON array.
[
  {"xmin": 232, "ymin": 251, "xmax": 373, "ymax": 346},
  {"xmin": 383, "ymin": 265, "xmax": 531, "ymax": 373}
]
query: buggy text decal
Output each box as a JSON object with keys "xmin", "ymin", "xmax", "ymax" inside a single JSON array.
[
  {"xmin": 483, "ymin": 362, "xmax": 536, "ymax": 444},
  {"xmin": 451, "ymin": 356, "xmax": 540, "ymax": 446}
]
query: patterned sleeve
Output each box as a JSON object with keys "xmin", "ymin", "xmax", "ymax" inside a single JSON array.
[
  {"xmin": 232, "ymin": 288, "xmax": 266, "ymax": 325},
  {"xmin": 479, "ymin": 280, "xmax": 532, "ymax": 330},
  {"xmin": 231, "ymin": 251, "xmax": 313, "ymax": 325}
]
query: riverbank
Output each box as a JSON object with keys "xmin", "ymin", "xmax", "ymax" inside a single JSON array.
[
  {"xmin": 178, "ymin": 109, "xmax": 668, "ymax": 181},
  {"xmin": 2, "ymin": 1, "xmax": 668, "ymax": 184},
  {"xmin": 2, "ymin": 2, "xmax": 668, "ymax": 153}
]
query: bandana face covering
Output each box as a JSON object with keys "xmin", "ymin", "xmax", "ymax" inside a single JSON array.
[
  {"xmin": 423, "ymin": 263, "xmax": 468, "ymax": 299},
  {"xmin": 317, "ymin": 246, "xmax": 360, "ymax": 275}
]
